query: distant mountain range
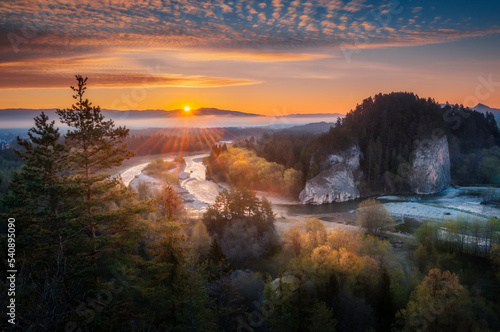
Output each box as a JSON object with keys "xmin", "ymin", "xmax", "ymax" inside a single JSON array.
[
  {"xmin": 277, "ymin": 121, "xmax": 335, "ymax": 133},
  {"xmin": 0, "ymin": 107, "xmax": 343, "ymax": 122},
  {"xmin": 472, "ymin": 103, "xmax": 500, "ymax": 124},
  {"xmin": 472, "ymin": 103, "xmax": 500, "ymax": 115},
  {"xmin": 439, "ymin": 103, "xmax": 500, "ymax": 123}
]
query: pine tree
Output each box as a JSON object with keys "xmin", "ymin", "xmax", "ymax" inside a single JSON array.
[
  {"xmin": 3, "ymin": 112, "xmax": 76, "ymax": 264},
  {"xmin": 56, "ymin": 75, "xmax": 139, "ymax": 281},
  {"xmin": 308, "ymin": 301, "xmax": 337, "ymax": 332},
  {"xmin": 207, "ymin": 236, "xmax": 230, "ymax": 280},
  {"xmin": 173, "ymin": 254, "xmax": 217, "ymax": 332},
  {"xmin": 2, "ymin": 113, "xmax": 80, "ymax": 330}
]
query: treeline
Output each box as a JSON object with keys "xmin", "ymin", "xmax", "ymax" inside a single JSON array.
[
  {"xmin": 236, "ymin": 133, "xmax": 316, "ymax": 170},
  {"xmin": 416, "ymin": 217, "xmax": 500, "ymax": 258},
  {"xmin": 204, "ymin": 146, "xmax": 303, "ymax": 198},
  {"xmin": 207, "ymin": 93, "xmax": 500, "ymax": 200}
]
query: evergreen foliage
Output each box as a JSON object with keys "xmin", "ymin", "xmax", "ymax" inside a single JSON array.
[
  {"xmin": 247, "ymin": 92, "xmax": 500, "ymax": 193},
  {"xmin": 203, "ymin": 188, "xmax": 280, "ymax": 265},
  {"xmin": 56, "ymin": 75, "xmax": 141, "ymax": 281}
]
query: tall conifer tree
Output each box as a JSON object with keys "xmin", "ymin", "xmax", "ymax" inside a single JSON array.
[
  {"xmin": 4, "ymin": 112, "xmax": 75, "ymax": 263},
  {"xmin": 56, "ymin": 75, "xmax": 139, "ymax": 281}
]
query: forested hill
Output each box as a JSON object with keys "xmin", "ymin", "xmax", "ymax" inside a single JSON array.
[{"xmin": 312, "ymin": 92, "xmax": 500, "ymax": 190}]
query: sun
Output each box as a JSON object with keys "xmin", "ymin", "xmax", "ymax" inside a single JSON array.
[{"xmin": 184, "ymin": 106, "xmax": 191, "ymax": 112}]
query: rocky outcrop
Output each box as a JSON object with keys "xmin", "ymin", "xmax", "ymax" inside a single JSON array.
[
  {"xmin": 408, "ymin": 135, "xmax": 451, "ymax": 194},
  {"xmin": 326, "ymin": 144, "xmax": 361, "ymax": 169},
  {"xmin": 299, "ymin": 137, "xmax": 452, "ymax": 205},
  {"xmin": 299, "ymin": 145, "xmax": 361, "ymax": 204},
  {"xmin": 299, "ymin": 164, "xmax": 360, "ymax": 204}
]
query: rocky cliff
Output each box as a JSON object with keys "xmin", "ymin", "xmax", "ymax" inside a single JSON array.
[
  {"xmin": 299, "ymin": 137, "xmax": 452, "ymax": 204},
  {"xmin": 408, "ymin": 135, "xmax": 451, "ymax": 194},
  {"xmin": 299, "ymin": 145, "xmax": 362, "ymax": 204}
]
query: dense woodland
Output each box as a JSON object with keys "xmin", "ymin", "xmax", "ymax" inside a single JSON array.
[
  {"xmin": 1, "ymin": 80, "xmax": 500, "ymax": 331},
  {"xmin": 240, "ymin": 92, "xmax": 500, "ymax": 194}
]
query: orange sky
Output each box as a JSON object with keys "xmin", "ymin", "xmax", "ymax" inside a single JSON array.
[{"xmin": 1, "ymin": 0, "xmax": 500, "ymax": 115}]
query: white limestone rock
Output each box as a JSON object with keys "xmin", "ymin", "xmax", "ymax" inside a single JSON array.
[
  {"xmin": 299, "ymin": 164, "xmax": 360, "ymax": 204},
  {"xmin": 300, "ymin": 145, "xmax": 361, "ymax": 204},
  {"xmin": 409, "ymin": 135, "xmax": 451, "ymax": 194}
]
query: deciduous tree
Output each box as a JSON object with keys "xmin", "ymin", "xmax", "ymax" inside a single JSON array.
[
  {"xmin": 397, "ymin": 269, "xmax": 475, "ymax": 331},
  {"xmin": 356, "ymin": 198, "xmax": 395, "ymax": 236}
]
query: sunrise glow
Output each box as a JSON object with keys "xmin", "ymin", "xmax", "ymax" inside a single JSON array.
[
  {"xmin": 0, "ymin": 1, "xmax": 498, "ymax": 114},
  {"xmin": 184, "ymin": 106, "xmax": 191, "ymax": 112}
]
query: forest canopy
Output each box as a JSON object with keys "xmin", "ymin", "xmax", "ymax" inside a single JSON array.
[{"xmin": 246, "ymin": 92, "xmax": 500, "ymax": 195}]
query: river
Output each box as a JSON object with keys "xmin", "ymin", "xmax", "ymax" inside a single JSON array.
[
  {"xmin": 180, "ymin": 154, "xmax": 221, "ymax": 209},
  {"xmin": 120, "ymin": 154, "xmax": 500, "ymax": 222}
]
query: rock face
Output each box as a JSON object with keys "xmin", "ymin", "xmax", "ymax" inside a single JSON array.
[
  {"xmin": 408, "ymin": 135, "xmax": 451, "ymax": 194},
  {"xmin": 299, "ymin": 145, "xmax": 361, "ymax": 204},
  {"xmin": 299, "ymin": 137, "xmax": 452, "ymax": 205}
]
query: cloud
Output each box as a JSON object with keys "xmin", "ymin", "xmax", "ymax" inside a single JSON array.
[
  {"xmin": 0, "ymin": 72, "xmax": 261, "ymax": 89},
  {"xmin": 175, "ymin": 50, "xmax": 334, "ymax": 62},
  {"xmin": 0, "ymin": 52, "xmax": 262, "ymax": 89},
  {"xmin": 1, "ymin": 0, "xmax": 500, "ymax": 90},
  {"xmin": 339, "ymin": 27, "xmax": 500, "ymax": 50},
  {"xmin": 343, "ymin": 0, "xmax": 366, "ymax": 13},
  {"xmin": 1, "ymin": 0, "xmax": 499, "ymax": 53},
  {"xmin": 412, "ymin": 7, "xmax": 423, "ymax": 14}
]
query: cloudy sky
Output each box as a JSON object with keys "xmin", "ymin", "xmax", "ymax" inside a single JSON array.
[{"xmin": 1, "ymin": 0, "xmax": 499, "ymax": 115}]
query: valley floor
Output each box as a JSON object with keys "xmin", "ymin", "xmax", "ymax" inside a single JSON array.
[{"xmin": 116, "ymin": 154, "xmax": 500, "ymax": 239}]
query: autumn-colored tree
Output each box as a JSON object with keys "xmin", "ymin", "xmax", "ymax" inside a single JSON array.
[
  {"xmin": 356, "ymin": 198, "xmax": 395, "ymax": 236},
  {"xmin": 157, "ymin": 184, "xmax": 183, "ymax": 221},
  {"xmin": 204, "ymin": 146, "xmax": 305, "ymax": 197},
  {"xmin": 397, "ymin": 269, "xmax": 476, "ymax": 331}
]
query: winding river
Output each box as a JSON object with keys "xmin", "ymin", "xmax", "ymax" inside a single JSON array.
[
  {"xmin": 180, "ymin": 154, "xmax": 221, "ymax": 208},
  {"xmin": 120, "ymin": 154, "xmax": 500, "ymax": 222}
]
